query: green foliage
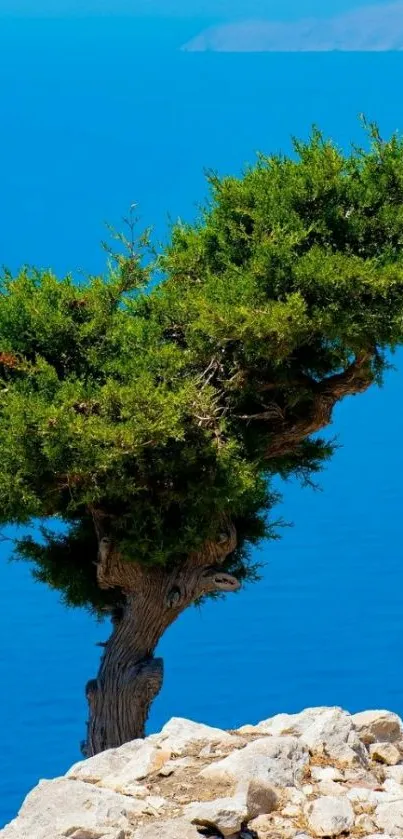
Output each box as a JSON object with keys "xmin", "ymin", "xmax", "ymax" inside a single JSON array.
[{"xmin": 2, "ymin": 125, "xmax": 403, "ymax": 614}]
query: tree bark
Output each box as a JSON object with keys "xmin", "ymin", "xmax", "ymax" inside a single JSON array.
[
  {"xmin": 83, "ymin": 522, "xmax": 238, "ymax": 756},
  {"xmin": 264, "ymin": 353, "xmax": 374, "ymax": 459}
]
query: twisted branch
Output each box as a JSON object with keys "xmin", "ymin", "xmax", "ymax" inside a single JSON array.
[{"xmin": 264, "ymin": 352, "xmax": 374, "ymax": 459}]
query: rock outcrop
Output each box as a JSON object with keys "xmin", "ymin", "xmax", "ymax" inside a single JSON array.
[{"xmin": 3, "ymin": 708, "xmax": 403, "ymax": 838}]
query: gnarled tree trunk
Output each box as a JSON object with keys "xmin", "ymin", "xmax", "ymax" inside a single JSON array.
[
  {"xmin": 83, "ymin": 353, "xmax": 376, "ymax": 756},
  {"xmin": 83, "ymin": 522, "xmax": 238, "ymax": 756}
]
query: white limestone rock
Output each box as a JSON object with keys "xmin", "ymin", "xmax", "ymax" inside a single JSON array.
[
  {"xmin": 352, "ymin": 710, "xmax": 403, "ymax": 744},
  {"xmin": 384, "ymin": 765, "xmax": 403, "ymax": 784},
  {"xmin": 375, "ymin": 798, "xmax": 403, "ymax": 834},
  {"xmin": 316, "ymin": 780, "xmax": 345, "ymax": 797},
  {"xmin": 185, "ymin": 796, "xmax": 248, "ymax": 837},
  {"xmin": 370, "ymin": 741, "xmax": 402, "ymax": 765},
  {"xmin": 1, "ymin": 777, "xmax": 160, "ymax": 839},
  {"xmin": 154, "ymin": 717, "xmax": 240, "ymax": 754},
  {"xmin": 68, "ymin": 739, "xmax": 171, "ymax": 789},
  {"xmin": 346, "ymin": 785, "xmax": 382, "ymax": 808},
  {"xmin": 238, "ymin": 707, "xmax": 332, "ymax": 737},
  {"xmin": 240, "ymin": 707, "xmax": 367, "ymax": 766},
  {"xmin": 383, "ymin": 776, "xmax": 403, "ymax": 796},
  {"xmin": 304, "ymin": 796, "xmax": 355, "ymax": 836},
  {"xmin": 248, "ymin": 813, "xmax": 299, "ymax": 839},
  {"xmin": 132, "ymin": 817, "xmax": 201, "ymax": 838},
  {"xmin": 297, "ymin": 708, "xmax": 367, "ymax": 767},
  {"xmin": 7, "ymin": 707, "xmax": 403, "ymax": 839},
  {"xmin": 158, "ymin": 756, "xmax": 193, "ymax": 777},
  {"xmin": 355, "ymin": 813, "xmax": 378, "ymax": 833},
  {"xmin": 200, "ymin": 735, "xmax": 308, "ymax": 788}
]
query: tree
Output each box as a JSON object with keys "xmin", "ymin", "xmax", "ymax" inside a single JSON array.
[{"xmin": 1, "ymin": 126, "xmax": 403, "ymax": 756}]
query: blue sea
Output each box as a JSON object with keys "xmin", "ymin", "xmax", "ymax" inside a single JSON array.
[{"xmin": 1, "ymin": 16, "xmax": 403, "ymax": 827}]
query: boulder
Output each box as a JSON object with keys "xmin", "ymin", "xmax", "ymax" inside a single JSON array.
[
  {"xmin": 304, "ymin": 796, "xmax": 355, "ymax": 837},
  {"xmin": 68, "ymin": 739, "xmax": 171, "ymax": 790},
  {"xmin": 185, "ymin": 796, "xmax": 248, "ymax": 837},
  {"xmin": 243, "ymin": 778, "xmax": 279, "ymax": 818},
  {"xmin": 200, "ymin": 735, "xmax": 308, "ymax": 788},
  {"xmin": 375, "ymin": 798, "xmax": 403, "ymax": 835},
  {"xmin": 239, "ymin": 707, "xmax": 368, "ymax": 767},
  {"xmin": 1, "ymin": 777, "xmax": 162, "ymax": 839},
  {"xmin": 296, "ymin": 708, "xmax": 367, "ymax": 767},
  {"xmin": 237, "ymin": 707, "xmax": 330, "ymax": 737},
  {"xmin": 352, "ymin": 710, "xmax": 403, "ymax": 744},
  {"xmin": 153, "ymin": 717, "xmax": 240, "ymax": 755},
  {"xmin": 369, "ymin": 741, "xmax": 402, "ymax": 766}
]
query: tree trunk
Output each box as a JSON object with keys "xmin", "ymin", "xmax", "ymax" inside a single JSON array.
[{"xmin": 83, "ymin": 522, "xmax": 239, "ymax": 756}]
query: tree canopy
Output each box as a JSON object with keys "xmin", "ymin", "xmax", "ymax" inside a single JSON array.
[{"xmin": 2, "ymin": 125, "xmax": 403, "ymax": 616}]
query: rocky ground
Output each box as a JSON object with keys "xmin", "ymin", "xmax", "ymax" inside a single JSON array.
[{"xmin": 3, "ymin": 707, "xmax": 403, "ymax": 838}]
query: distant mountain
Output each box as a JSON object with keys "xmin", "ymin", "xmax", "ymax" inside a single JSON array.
[{"xmin": 182, "ymin": 2, "xmax": 403, "ymax": 51}]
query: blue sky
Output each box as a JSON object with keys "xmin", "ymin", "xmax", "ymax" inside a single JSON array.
[{"xmin": 0, "ymin": 0, "xmax": 388, "ymax": 19}]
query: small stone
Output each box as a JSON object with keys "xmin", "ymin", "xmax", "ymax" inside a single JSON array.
[
  {"xmin": 282, "ymin": 803, "xmax": 302, "ymax": 817},
  {"xmin": 248, "ymin": 814, "xmax": 298, "ymax": 839},
  {"xmin": 185, "ymin": 797, "xmax": 248, "ymax": 837},
  {"xmin": 316, "ymin": 780, "xmax": 345, "ymax": 797},
  {"xmin": 158, "ymin": 757, "xmax": 192, "ymax": 777},
  {"xmin": 355, "ymin": 813, "xmax": 378, "ymax": 833},
  {"xmin": 346, "ymin": 785, "xmax": 381, "ymax": 810},
  {"xmin": 370, "ymin": 741, "xmax": 402, "ymax": 765},
  {"xmin": 284, "ymin": 788, "xmax": 307, "ymax": 806},
  {"xmin": 199, "ymin": 744, "xmax": 214, "ymax": 758},
  {"xmin": 304, "ymin": 796, "xmax": 355, "ymax": 837},
  {"xmin": 352, "ymin": 710, "xmax": 403, "ymax": 745}
]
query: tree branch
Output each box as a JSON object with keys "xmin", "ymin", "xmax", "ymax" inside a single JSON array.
[{"xmin": 264, "ymin": 353, "xmax": 374, "ymax": 460}]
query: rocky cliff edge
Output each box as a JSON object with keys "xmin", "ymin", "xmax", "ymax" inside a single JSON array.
[{"xmin": 3, "ymin": 707, "xmax": 403, "ymax": 838}]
